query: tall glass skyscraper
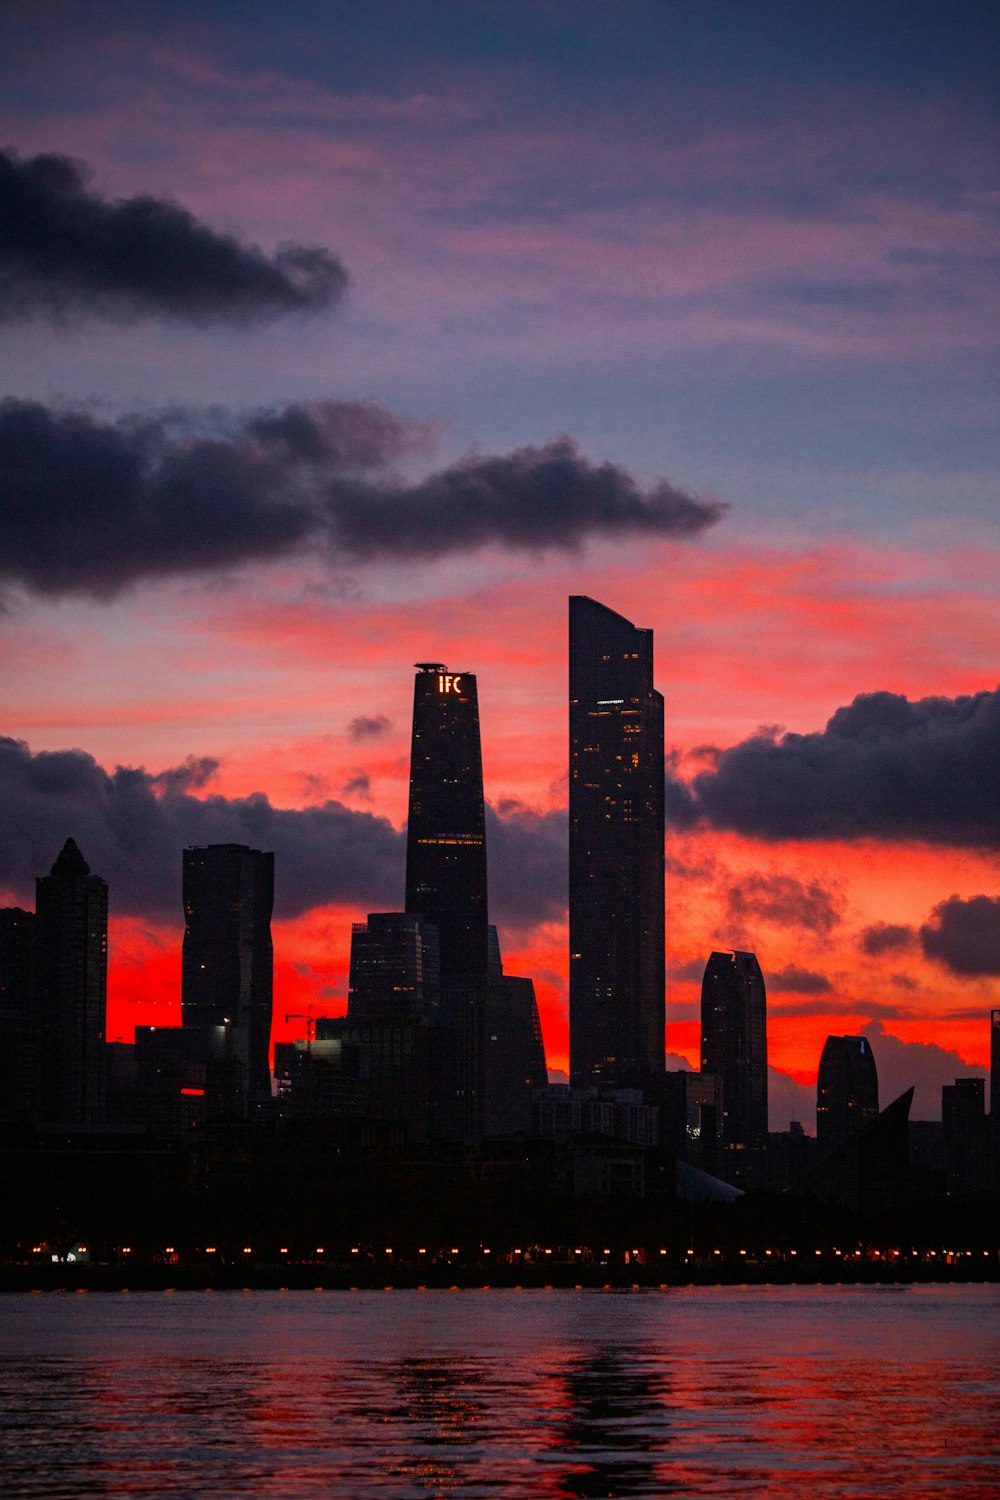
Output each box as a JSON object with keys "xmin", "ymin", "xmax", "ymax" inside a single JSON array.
[
  {"xmin": 700, "ymin": 949, "xmax": 768, "ymax": 1154},
  {"xmin": 568, "ymin": 596, "xmax": 665, "ymax": 1087},
  {"xmin": 405, "ymin": 664, "xmax": 488, "ymax": 980},
  {"xmin": 181, "ymin": 842, "xmax": 274, "ymax": 1113},
  {"xmin": 35, "ymin": 837, "xmax": 108, "ymax": 1124}
]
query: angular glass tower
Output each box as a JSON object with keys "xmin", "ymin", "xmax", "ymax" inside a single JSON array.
[
  {"xmin": 569, "ymin": 596, "xmax": 665, "ymax": 1087},
  {"xmin": 816, "ymin": 1034, "xmax": 879, "ymax": 1152},
  {"xmin": 405, "ymin": 664, "xmax": 488, "ymax": 980},
  {"xmin": 181, "ymin": 843, "xmax": 274, "ymax": 1113},
  {"xmin": 700, "ymin": 949, "xmax": 768, "ymax": 1152},
  {"xmin": 35, "ymin": 837, "xmax": 108, "ymax": 1124}
]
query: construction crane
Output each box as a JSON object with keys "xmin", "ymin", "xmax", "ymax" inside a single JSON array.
[{"xmin": 284, "ymin": 1010, "xmax": 317, "ymax": 1042}]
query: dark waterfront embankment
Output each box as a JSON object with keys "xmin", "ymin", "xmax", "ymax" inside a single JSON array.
[{"xmin": 3, "ymin": 1257, "xmax": 997, "ymax": 1292}]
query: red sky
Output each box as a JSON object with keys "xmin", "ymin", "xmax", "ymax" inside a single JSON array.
[{"xmin": 1, "ymin": 4, "xmax": 997, "ymax": 1128}]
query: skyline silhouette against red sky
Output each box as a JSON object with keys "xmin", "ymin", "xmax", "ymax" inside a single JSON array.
[{"xmin": 1, "ymin": 2, "xmax": 997, "ymax": 1129}]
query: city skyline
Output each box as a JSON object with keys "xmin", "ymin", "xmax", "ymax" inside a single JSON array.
[{"xmin": 0, "ymin": 3, "xmax": 997, "ymax": 1129}]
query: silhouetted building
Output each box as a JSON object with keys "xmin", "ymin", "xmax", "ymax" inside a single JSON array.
[
  {"xmin": 654, "ymin": 1069, "xmax": 723, "ymax": 1174},
  {"xmin": 35, "ymin": 839, "xmax": 108, "ymax": 1124},
  {"xmin": 0, "ymin": 907, "xmax": 38, "ymax": 1121},
  {"xmin": 398, "ymin": 665, "xmax": 549, "ymax": 1141},
  {"xmin": 131, "ymin": 1025, "xmax": 212, "ymax": 1134},
  {"xmin": 568, "ymin": 595, "xmax": 665, "ymax": 1087},
  {"xmin": 816, "ymin": 1034, "xmax": 879, "ymax": 1153},
  {"xmin": 480, "ymin": 971, "xmax": 548, "ymax": 1136},
  {"xmin": 701, "ymin": 950, "xmax": 767, "ymax": 1176},
  {"xmin": 799, "ymin": 1088, "xmax": 913, "ymax": 1213},
  {"xmin": 992, "ymin": 1009, "xmax": 1000, "ymax": 1187},
  {"xmin": 181, "ymin": 843, "xmax": 274, "ymax": 1118},
  {"xmin": 274, "ymin": 1037, "xmax": 364, "ymax": 1120},
  {"xmin": 534, "ymin": 1084, "xmax": 658, "ymax": 1147},
  {"xmin": 436, "ymin": 943, "xmax": 548, "ymax": 1142},
  {"xmin": 942, "ymin": 1076, "xmax": 990, "ymax": 1196},
  {"xmin": 324, "ymin": 912, "xmax": 442, "ymax": 1138},
  {"xmin": 405, "ymin": 664, "xmax": 488, "ymax": 979},
  {"xmin": 348, "ymin": 912, "xmax": 441, "ymax": 1025}
]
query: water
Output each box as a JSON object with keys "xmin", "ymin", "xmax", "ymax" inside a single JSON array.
[{"xmin": 1, "ymin": 1285, "xmax": 998, "ymax": 1498}]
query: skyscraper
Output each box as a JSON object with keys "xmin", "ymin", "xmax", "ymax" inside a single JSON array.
[
  {"xmin": 181, "ymin": 843, "xmax": 274, "ymax": 1115},
  {"xmin": 34, "ymin": 838, "xmax": 108, "ymax": 1124},
  {"xmin": 405, "ymin": 664, "xmax": 488, "ymax": 979},
  {"xmin": 701, "ymin": 949, "xmax": 768, "ymax": 1157},
  {"xmin": 568, "ymin": 595, "xmax": 665, "ymax": 1087},
  {"xmin": 402, "ymin": 663, "xmax": 546, "ymax": 1140},
  {"xmin": 816, "ymin": 1034, "xmax": 879, "ymax": 1153}
]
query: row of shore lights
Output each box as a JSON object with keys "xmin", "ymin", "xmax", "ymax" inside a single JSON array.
[{"xmin": 104, "ymin": 1244, "xmax": 993, "ymax": 1260}]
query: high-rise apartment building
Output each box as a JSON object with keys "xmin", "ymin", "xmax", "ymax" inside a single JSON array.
[
  {"xmin": 405, "ymin": 665, "xmax": 488, "ymax": 980},
  {"xmin": 816, "ymin": 1034, "xmax": 879, "ymax": 1153},
  {"xmin": 34, "ymin": 838, "xmax": 108, "ymax": 1124},
  {"xmin": 181, "ymin": 843, "xmax": 274, "ymax": 1115},
  {"xmin": 568, "ymin": 596, "xmax": 665, "ymax": 1087},
  {"xmin": 700, "ymin": 949, "xmax": 768, "ymax": 1157}
]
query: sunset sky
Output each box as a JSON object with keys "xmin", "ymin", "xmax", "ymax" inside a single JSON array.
[{"xmin": 1, "ymin": 1, "xmax": 997, "ymax": 1128}]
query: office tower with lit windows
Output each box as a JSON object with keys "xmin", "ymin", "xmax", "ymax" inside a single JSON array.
[
  {"xmin": 34, "ymin": 838, "xmax": 108, "ymax": 1124},
  {"xmin": 701, "ymin": 949, "xmax": 768, "ymax": 1162},
  {"xmin": 816, "ymin": 1034, "xmax": 879, "ymax": 1153},
  {"xmin": 402, "ymin": 664, "xmax": 546, "ymax": 1140},
  {"xmin": 181, "ymin": 843, "xmax": 274, "ymax": 1116},
  {"xmin": 405, "ymin": 665, "xmax": 488, "ymax": 980},
  {"xmin": 569, "ymin": 595, "xmax": 665, "ymax": 1087}
]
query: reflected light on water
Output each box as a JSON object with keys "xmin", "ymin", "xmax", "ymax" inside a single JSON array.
[{"xmin": 0, "ymin": 1286, "xmax": 998, "ymax": 1498}]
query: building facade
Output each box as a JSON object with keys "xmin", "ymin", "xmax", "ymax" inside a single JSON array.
[
  {"xmin": 405, "ymin": 665, "xmax": 489, "ymax": 980},
  {"xmin": 34, "ymin": 838, "xmax": 108, "ymax": 1124},
  {"xmin": 568, "ymin": 595, "xmax": 665, "ymax": 1088},
  {"xmin": 816, "ymin": 1034, "xmax": 879, "ymax": 1153},
  {"xmin": 700, "ymin": 950, "xmax": 768, "ymax": 1161},
  {"xmin": 181, "ymin": 843, "xmax": 274, "ymax": 1117}
]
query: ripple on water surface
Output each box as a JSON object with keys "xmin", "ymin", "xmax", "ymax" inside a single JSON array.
[{"xmin": 1, "ymin": 1286, "xmax": 998, "ymax": 1498}]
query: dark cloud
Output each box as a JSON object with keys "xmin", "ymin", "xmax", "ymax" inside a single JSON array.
[
  {"xmin": 347, "ymin": 714, "xmax": 393, "ymax": 740},
  {"xmin": 766, "ymin": 964, "xmax": 833, "ymax": 994},
  {"xmin": 769, "ymin": 1068, "xmax": 814, "ymax": 1134},
  {"xmin": 150, "ymin": 756, "xmax": 220, "ymax": 795},
  {"xmin": 484, "ymin": 801, "xmax": 567, "ymax": 931},
  {"xmin": 920, "ymin": 894, "xmax": 1000, "ymax": 976},
  {"xmin": 670, "ymin": 687, "xmax": 1000, "ymax": 848},
  {"xmin": 0, "ymin": 402, "xmax": 724, "ymax": 600},
  {"xmin": 860, "ymin": 1019, "xmax": 985, "ymax": 1121},
  {"xmin": 0, "ymin": 736, "xmax": 565, "ymax": 936},
  {"xmin": 342, "ymin": 771, "xmax": 372, "ymax": 800},
  {"xmin": 860, "ymin": 921, "xmax": 915, "ymax": 955},
  {"xmin": 327, "ymin": 437, "xmax": 724, "ymax": 558},
  {"xmin": 669, "ymin": 956, "xmax": 710, "ymax": 983},
  {"xmin": 727, "ymin": 873, "xmax": 842, "ymax": 934},
  {"xmin": 0, "ymin": 735, "xmax": 402, "ymax": 920},
  {"xmin": 0, "ymin": 148, "xmax": 346, "ymax": 324}
]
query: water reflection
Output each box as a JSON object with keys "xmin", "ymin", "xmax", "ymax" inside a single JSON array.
[
  {"xmin": 389, "ymin": 1356, "xmax": 486, "ymax": 1493},
  {"xmin": 555, "ymin": 1347, "xmax": 672, "ymax": 1497},
  {"xmin": 0, "ymin": 1289, "xmax": 997, "ymax": 1499}
]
